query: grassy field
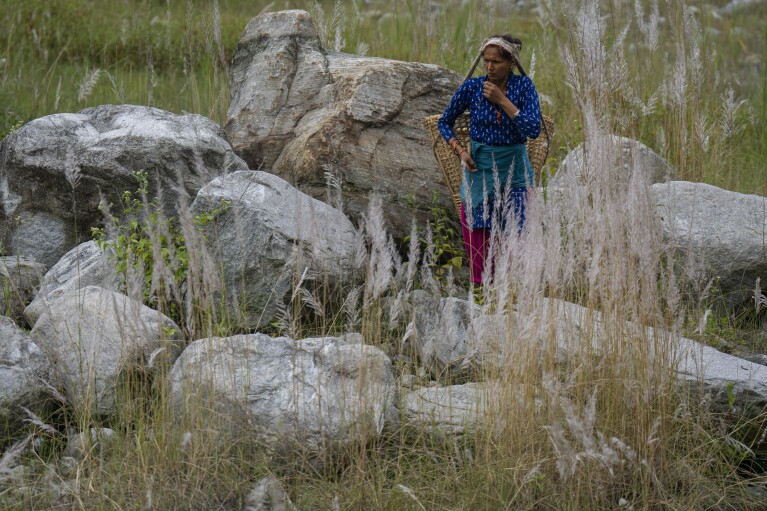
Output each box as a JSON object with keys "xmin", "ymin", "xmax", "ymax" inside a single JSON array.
[
  {"xmin": 1, "ymin": 0, "xmax": 765, "ymax": 193},
  {"xmin": 1, "ymin": 1, "xmax": 767, "ymax": 510}
]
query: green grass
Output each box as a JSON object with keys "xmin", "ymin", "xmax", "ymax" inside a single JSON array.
[{"xmin": 1, "ymin": 0, "xmax": 764, "ymax": 194}]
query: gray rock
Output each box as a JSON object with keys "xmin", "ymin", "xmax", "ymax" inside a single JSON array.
[
  {"xmin": 746, "ymin": 354, "xmax": 767, "ymax": 367},
  {"xmin": 719, "ymin": 0, "xmax": 766, "ymax": 15},
  {"xmin": 0, "ymin": 256, "xmax": 46, "ymax": 325},
  {"xmin": 170, "ymin": 333, "xmax": 397, "ymax": 451},
  {"xmin": 64, "ymin": 428, "xmax": 116, "ymax": 460},
  {"xmin": 29, "ymin": 286, "xmax": 180, "ymax": 415},
  {"xmin": 226, "ymin": 9, "xmax": 460, "ymax": 239},
  {"xmin": 57, "ymin": 456, "xmax": 78, "ymax": 478},
  {"xmin": 0, "ymin": 105, "xmax": 247, "ymax": 266},
  {"xmin": 654, "ymin": 181, "xmax": 767, "ymax": 305},
  {"xmin": 550, "ymin": 135, "xmax": 674, "ymax": 188},
  {"xmin": 409, "ymin": 291, "xmax": 603, "ymax": 379},
  {"xmin": 189, "ymin": 170, "xmax": 362, "ymax": 330},
  {"xmin": 243, "ymin": 475, "xmax": 297, "ymax": 511},
  {"xmin": 411, "ymin": 292, "xmax": 767, "ymax": 429},
  {"xmin": 0, "ymin": 316, "xmax": 50, "ymax": 434},
  {"xmin": 24, "ymin": 241, "xmax": 119, "ymax": 327},
  {"xmin": 404, "ymin": 382, "xmax": 534, "ymax": 435},
  {"xmin": 673, "ymin": 334, "xmax": 767, "ymax": 418},
  {"xmin": 408, "ymin": 290, "xmax": 478, "ymax": 379}
]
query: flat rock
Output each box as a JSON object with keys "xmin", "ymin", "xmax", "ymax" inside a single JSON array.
[
  {"xmin": 410, "ymin": 292, "xmax": 767, "ymax": 426},
  {"xmin": 403, "ymin": 382, "xmax": 535, "ymax": 435}
]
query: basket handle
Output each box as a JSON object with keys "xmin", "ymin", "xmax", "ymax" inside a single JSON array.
[{"xmin": 463, "ymin": 51, "xmax": 483, "ymax": 83}]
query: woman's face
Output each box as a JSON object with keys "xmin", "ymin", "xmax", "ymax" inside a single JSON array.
[{"xmin": 483, "ymin": 46, "xmax": 512, "ymax": 82}]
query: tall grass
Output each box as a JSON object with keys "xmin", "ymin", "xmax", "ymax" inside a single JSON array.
[{"xmin": 1, "ymin": 0, "xmax": 766, "ymax": 510}]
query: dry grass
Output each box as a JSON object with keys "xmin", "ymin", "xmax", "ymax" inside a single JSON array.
[{"xmin": 1, "ymin": 0, "xmax": 766, "ymax": 510}]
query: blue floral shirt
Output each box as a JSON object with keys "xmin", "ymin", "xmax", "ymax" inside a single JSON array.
[{"xmin": 438, "ymin": 74, "xmax": 541, "ymax": 145}]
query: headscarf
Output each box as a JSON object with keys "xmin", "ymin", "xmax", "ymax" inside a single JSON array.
[{"xmin": 480, "ymin": 37, "xmax": 520, "ymax": 63}]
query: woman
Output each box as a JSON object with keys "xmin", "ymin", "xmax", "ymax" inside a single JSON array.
[{"xmin": 438, "ymin": 34, "xmax": 541, "ymax": 285}]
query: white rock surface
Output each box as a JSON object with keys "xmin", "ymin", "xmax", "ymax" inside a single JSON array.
[
  {"xmin": 410, "ymin": 292, "xmax": 767, "ymax": 421},
  {"xmin": 190, "ymin": 170, "xmax": 363, "ymax": 330},
  {"xmin": 550, "ymin": 135, "xmax": 674, "ymax": 188},
  {"xmin": 0, "ymin": 105, "xmax": 247, "ymax": 265},
  {"xmin": 170, "ymin": 333, "xmax": 397, "ymax": 451},
  {"xmin": 29, "ymin": 286, "xmax": 180, "ymax": 415},
  {"xmin": 654, "ymin": 181, "xmax": 767, "ymax": 305},
  {"xmin": 409, "ymin": 291, "xmax": 602, "ymax": 378},
  {"xmin": 0, "ymin": 316, "xmax": 50, "ymax": 432},
  {"xmin": 24, "ymin": 241, "xmax": 119, "ymax": 327},
  {"xmin": 403, "ymin": 382, "xmax": 534, "ymax": 435}
]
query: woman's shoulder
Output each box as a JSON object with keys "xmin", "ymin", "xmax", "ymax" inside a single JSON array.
[
  {"xmin": 460, "ymin": 76, "xmax": 484, "ymax": 90},
  {"xmin": 509, "ymin": 74, "xmax": 536, "ymax": 90}
]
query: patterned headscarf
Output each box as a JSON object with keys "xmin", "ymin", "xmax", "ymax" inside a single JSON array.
[{"xmin": 480, "ymin": 37, "xmax": 520, "ymax": 62}]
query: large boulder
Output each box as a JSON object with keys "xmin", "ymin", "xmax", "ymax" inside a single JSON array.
[
  {"xmin": 654, "ymin": 181, "xmax": 767, "ymax": 305},
  {"xmin": 0, "ymin": 256, "xmax": 46, "ymax": 325},
  {"xmin": 410, "ymin": 292, "xmax": 767, "ymax": 424},
  {"xmin": 549, "ymin": 135, "xmax": 674, "ymax": 187},
  {"xmin": 0, "ymin": 105, "xmax": 248, "ymax": 266},
  {"xmin": 170, "ymin": 333, "xmax": 397, "ymax": 451},
  {"xmin": 29, "ymin": 286, "xmax": 180, "ymax": 415},
  {"xmin": 0, "ymin": 316, "xmax": 50, "ymax": 437},
  {"xmin": 225, "ymin": 9, "xmax": 460, "ymax": 239},
  {"xmin": 24, "ymin": 241, "xmax": 119, "ymax": 327},
  {"xmin": 189, "ymin": 170, "xmax": 362, "ymax": 330}
]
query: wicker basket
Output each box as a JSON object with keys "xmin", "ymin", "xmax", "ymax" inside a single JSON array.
[{"xmin": 424, "ymin": 112, "xmax": 554, "ymax": 218}]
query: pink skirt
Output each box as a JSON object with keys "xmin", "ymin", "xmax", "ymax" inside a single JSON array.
[{"xmin": 459, "ymin": 204, "xmax": 492, "ymax": 285}]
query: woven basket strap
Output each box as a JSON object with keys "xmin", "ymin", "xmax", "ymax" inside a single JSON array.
[{"xmin": 464, "ymin": 51, "xmax": 483, "ymax": 82}]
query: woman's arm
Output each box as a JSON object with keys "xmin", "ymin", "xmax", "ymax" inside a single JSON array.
[
  {"xmin": 483, "ymin": 76, "xmax": 541, "ymax": 140},
  {"xmin": 438, "ymin": 80, "xmax": 477, "ymax": 171},
  {"xmin": 508, "ymin": 76, "xmax": 541, "ymax": 139},
  {"xmin": 438, "ymin": 80, "xmax": 472, "ymax": 143}
]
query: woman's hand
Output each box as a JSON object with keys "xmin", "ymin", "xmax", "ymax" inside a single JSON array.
[
  {"xmin": 460, "ymin": 150, "xmax": 477, "ymax": 172},
  {"xmin": 482, "ymin": 81, "xmax": 508, "ymax": 105}
]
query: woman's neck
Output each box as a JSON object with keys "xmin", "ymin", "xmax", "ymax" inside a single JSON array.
[{"xmin": 488, "ymin": 74, "xmax": 509, "ymax": 88}]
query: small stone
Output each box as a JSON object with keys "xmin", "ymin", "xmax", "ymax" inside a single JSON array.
[
  {"xmin": 400, "ymin": 374, "xmax": 416, "ymax": 388},
  {"xmin": 58, "ymin": 456, "xmax": 79, "ymax": 478},
  {"xmin": 64, "ymin": 428, "xmax": 116, "ymax": 460},
  {"xmin": 243, "ymin": 475, "xmax": 297, "ymax": 511}
]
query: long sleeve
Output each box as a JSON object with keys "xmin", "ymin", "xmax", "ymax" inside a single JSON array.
[
  {"xmin": 437, "ymin": 75, "xmax": 540, "ymax": 146},
  {"xmin": 437, "ymin": 79, "xmax": 474, "ymax": 143},
  {"xmin": 511, "ymin": 75, "xmax": 541, "ymax": 140}
]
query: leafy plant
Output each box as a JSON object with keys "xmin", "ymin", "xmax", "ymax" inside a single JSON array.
[
  {"xmin": 0, "ymin": 119, "xmax": 24, "ymax": 141},
  {"xmin": 405, "ymin": 192, "xmax": 464, "ymax": 293},
  {"xmin": 91, "ymin": 170, "xmax": 187, "ymax": 314}
]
